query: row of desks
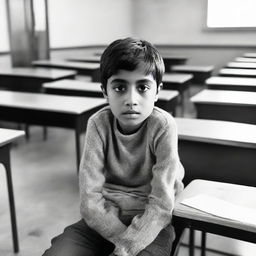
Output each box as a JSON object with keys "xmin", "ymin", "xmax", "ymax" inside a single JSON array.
[
  {"xmin": 0, "ymin": 67, "xmax": 192, "ymax": 95},
  {"xmin": 66, "ymin": 54, "xmax": 188, "ymax": 71},
  {"xmin": 191, "ymin": 89, "xmax": 256, "ymax": 124},
  {"xmin": 0, "ymin": 67, "xmax": 192, "ymax": 174},
  {"xmin": 191, "ymin": 52, "xmax": 256, "ymax": 127},
  {"xmin": 188, "ymin": 53, "xmax": 256, "ymax": 256},
  {"xmin": 0, "ymin": 90, "xmax": 106, "ymax": 171},
  {"xmin": 0, "ymin": 67, "xmax": 76, "ymax": 92},
  {"xmin": 42, "ymin": 79, "xmax": 180, "ymax": 114},
  {"xmin": 219, "ymin": 53, "xmax": 256, "ymax": 77},
  {"xmin": 32, "ymin": 60, "xmax": 100, "ymax": 81},
  {"xmin": 0, "ymin": 87, "xmax": 180, "ymax": 173}
]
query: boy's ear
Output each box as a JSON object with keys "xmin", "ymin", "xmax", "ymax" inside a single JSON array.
[
  {"xmin": 101, "ymin": 85, "xmax": 108, "ymax": 100},
  {"xmin": 154, "ymin": 83, "xmax": 163, "ymax": 102}
]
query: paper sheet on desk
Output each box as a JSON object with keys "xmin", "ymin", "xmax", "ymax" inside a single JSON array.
[{"xmin": 181, "ymin": 194, "xmax": 256, "ymax": 226}]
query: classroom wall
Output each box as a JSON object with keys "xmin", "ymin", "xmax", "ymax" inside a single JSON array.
[
  {"xmin": 48, "ymin": 0, "xmax": 132, "ymax": 48},
  {"xmin": 0, "ymin": 0, "xmax": 9, "ymax": 52},
  {"xmin": 0, "ymin": 0, "xmax": 132, "ymax": 52},
  {"xmin": 131, "ymin": 0, "xmax": 256, "ymax": 73},
  {"xmin": 1, "ymin": 0, "xmax": 256, "ymax": 72},
  {"xmin": 132, "ymin": 0, "xmax": 256, "ymax": 46}
]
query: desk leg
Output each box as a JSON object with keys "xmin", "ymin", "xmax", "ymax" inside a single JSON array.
[
  {"xmin": 201, "ymin": 231, "xmax": 206, "ymax": 256},
  {"xmin": 189, "ymin": 228, "xmax": 195, "ymax": 256},
  {"xmin": 171, "ymin": 219, "xmax": 186, "ymax": 256},
  {"xmin": 25, "ymin": 124, "xmax": 30, "ymax": 140},
  {"xmin": 1, "ymin": 145, "xmax": 19, "ymax": 253},
  {"xmin": 75, "ymin": 128, "xmax": 81, "ymax": 174},
  {"xmin": 180, "ymin": 92, "xmax": 185, "ymax": 117},
  {"xmin": 43, "ymin": 126, "xmax": 48, "ymax": 141}
]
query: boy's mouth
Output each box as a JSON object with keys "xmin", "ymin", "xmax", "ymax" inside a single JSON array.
[{"xmin": 122, "ymin": 110, "xmax": 140, "ymax": 115}]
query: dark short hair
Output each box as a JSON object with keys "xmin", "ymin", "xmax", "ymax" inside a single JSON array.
[{"xmin": 100, "ymin": 37, "xmax": 165, "ymax": 91}]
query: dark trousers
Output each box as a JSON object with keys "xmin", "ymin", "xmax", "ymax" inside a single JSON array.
[{"xmin": 42, "ymin": 219, "xmax": 175, "ymax": 256}]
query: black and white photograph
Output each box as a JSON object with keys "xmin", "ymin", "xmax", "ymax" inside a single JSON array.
[{"xmin": 0, "ymin": 0, "xmax": 256, "ymax": 256}]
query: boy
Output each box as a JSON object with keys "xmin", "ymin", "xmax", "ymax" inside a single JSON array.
[{"xmin": 43, "ymin": 37, "xmax": 184, "ymax": 256}]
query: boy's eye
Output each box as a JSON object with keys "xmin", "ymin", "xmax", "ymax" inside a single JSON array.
[
  {"xmin": 138, "ymin": 84, "xmax": 150, "ymax": 92},
  {"xmin": 113, "ymin": 85, "xmax": 126, "ymax": 92}
]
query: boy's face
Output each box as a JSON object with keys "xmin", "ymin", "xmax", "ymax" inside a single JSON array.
[{"xmin": 103, "ymin": 64, "xmax": 160, "ymax": 134}]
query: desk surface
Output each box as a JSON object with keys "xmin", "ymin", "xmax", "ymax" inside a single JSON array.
[
  {"xmin": 43, "ymin": 79, "xmax": 101, "ymax": 92},
  {"xmin": 161, "ymin": 54, "xmax": 188, "ymax": 61},
  {"xmin": 175, "ymin": 117, "xmax": 256, "ymax": 149},
  {"xmin": 191, "ymin": 89, "xmax": 256, "ymax": 106},
  {"xmin": 0, "ymin": 67, "xmax": 77, "ymax": 79},
  {"xmin": 172, "ymin": 65, "xmax": 214, "ymax": 72},
  {"xmin": 206, "ymin": 76, "xmax": 256, "ymax": 87},
  {"xmin": 227, "ymin": 62, "xmax": 256, "ymax": 69},
  {"xmin": 0, "ymin": 90, "xmax": 106, "ymax": 114},
  {"xmin": 33, "ymin": 60, "xmax": 100, "ymax": 70},
  {"xmin": 67, "ymin": 56, "xmax": 101, "ymax": 63},
  {"xmin": 0, "ymin": 128, "xmax": 25, "ymax": 147},
  {"xmin": 163, "ymin": 73, "xmax": 193, "ymax": 84},
  {"xmin": 174, "ymin": 179, "xmax": 256, "ymax": 233},
  {"xmin": 243, "ymin": 53, "xmax": 256, "ymax": 58},
  {"xmin": 235, "ymin": 57, "xmax": 256, "ymax": 63},
  {"xmin": 219, "ymin": 68, "xmax": 256, "ymax": 77},
  {"xmin": 43, "ymin": 79, "xmax": 179, "ymax": 101}
]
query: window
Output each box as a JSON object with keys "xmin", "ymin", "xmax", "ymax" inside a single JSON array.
[{"xmin": 207, "ymin": 0, "xmax": 256, "ymax": 28}]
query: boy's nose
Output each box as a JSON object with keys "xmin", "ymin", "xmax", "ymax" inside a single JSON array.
[{"xmin": 125, "ymin": 88, "xmax": 139, "ymax": 107}]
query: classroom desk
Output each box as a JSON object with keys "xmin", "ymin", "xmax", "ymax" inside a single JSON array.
[
  {"xmin": 226, "ymin": 62, "xmax": 256, "ymax": 69},
  {"xmin": 206, "ymin": 76, "xmax": 256, "ymax": 92},
  {"xmin": 171, "ymin": 65, "xmax": 214, "ymax": 83},
  {"xmin": 0, "ymin": 91, "xmax": 106, "ymax": 171},
  {"xmin": 235, "ymin": 57, "xmax": 256, "ymax": 63},
  {"xmin": 0, "ymin": 67, "xmax": 77, "ymax": 92},
  {"xmin": 32, "ymin": 60, "xmax": 100, "ymax": 81},
  {"xmin": 173, "ymin": 180, "xmax": 256, "ymax": 255},
  {"xmin": 219, "ymin": 68, "xmax": 256, "ymax": 77},
  {"xmin": 243, "ymin": 52, "xmax": 256, "ymax": 58},
  {"xmin": 161, "ymin": 55, "xmax": 188, "ymax": 71},
  {"xmin": 175, "ymin": 117, "xmax": 256, "ymax": 186},
  {"xmin": 163, "ymin": 73, "xmax": 193, "ymax": 91},
  {"xmin": 42, "ymin": 79, "xmax": 180, "ymax": 114},
  {"xmin": 0, "ymin": 128, "xmax": 25, "ymax": 253},
  {"xmin": 191, "ymin": 89, "xmax": 256, "ymax": 124},
  {"xmin": 174, "ymin": 118, "xmax": 256, "ymax": 256},
  {"xmin": 163, "ymin": 73, "xmax": 193, "ymax": 114},
  {"xmin": 67, "ymin": 56, "xmax": 101, "ymax": 63}
]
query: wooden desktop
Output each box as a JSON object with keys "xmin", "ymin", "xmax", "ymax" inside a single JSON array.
[
  {"xmin": 191, "ymin": 89, "xmax": 256, "ymax": 124},
  {"xmin": 0, "ymin": 67, "xmax": 77, "ymax": 92},
  {"xmin": 0, "ymin": 91, "xmax": 106, "ymax": 171}
]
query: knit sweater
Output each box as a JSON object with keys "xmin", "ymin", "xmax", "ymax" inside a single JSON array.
[{"xmin": 79, "ymin": 106, "xmax": 184, "ymax": 256}]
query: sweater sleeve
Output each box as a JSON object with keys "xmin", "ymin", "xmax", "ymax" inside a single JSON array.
[
  {"xmin": 112, "ymin": 117, "xmax": 184, "ymax": 256},
  {"xmin": 79, "ymin": 118, "xmax": 127, "ymax": 241}
]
